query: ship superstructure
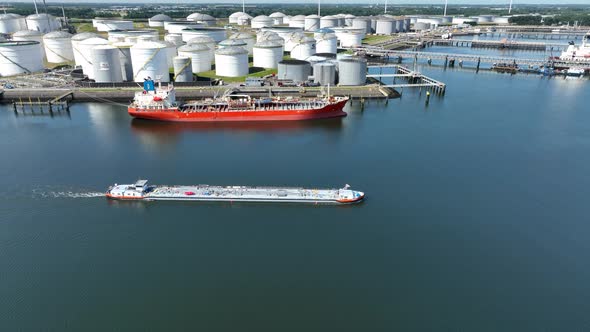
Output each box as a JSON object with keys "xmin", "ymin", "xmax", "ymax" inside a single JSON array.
[{"xmin": 559, "ymin": 32, "xmax": 590, "ymax": 61}]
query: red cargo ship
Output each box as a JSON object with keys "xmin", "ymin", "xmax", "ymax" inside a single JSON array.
[{"xmin": 128, "ymin": 82, "xmax": 348, "ymax": 122}]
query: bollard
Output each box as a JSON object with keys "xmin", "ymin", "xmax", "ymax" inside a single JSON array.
[{"xmin": 425, "ymin": 91, "xmax": 430, "ymax": 105}]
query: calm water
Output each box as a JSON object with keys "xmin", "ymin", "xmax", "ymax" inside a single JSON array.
[{"xmin": 2, "ymin": 51, "xmax": 590, "ymax": 330}]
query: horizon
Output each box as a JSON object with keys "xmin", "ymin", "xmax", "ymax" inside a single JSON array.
[{"xmin": 4, "ymin": 0, "xmax": 590, "ymax": 5}]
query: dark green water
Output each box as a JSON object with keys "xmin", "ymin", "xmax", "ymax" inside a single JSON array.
[{"xmin": 1, "ymin": 60, "xmax": 590, "ymax": 331}]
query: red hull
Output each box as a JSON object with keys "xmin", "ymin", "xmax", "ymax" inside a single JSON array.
[{"xmin": 128, "ymin": 99, "xmax": 348, "ymax": 122}]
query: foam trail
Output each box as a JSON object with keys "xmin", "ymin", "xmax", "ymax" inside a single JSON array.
[{"xmin": 32, "ymin": 187, "xmax": 104, "ymax": 199}]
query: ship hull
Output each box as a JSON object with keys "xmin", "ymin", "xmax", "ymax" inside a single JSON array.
[
  {"xmin": 128, "ymin": 99, "xmax": 348, "ymax": 122},
  {"xmin": 106, "ymin": 195, "xmax": 363, "ymax": 205}
]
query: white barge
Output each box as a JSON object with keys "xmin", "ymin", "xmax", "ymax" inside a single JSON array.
[{"xmin": 106, "ymin": 180, "xmax": 365, "ymax": 204}]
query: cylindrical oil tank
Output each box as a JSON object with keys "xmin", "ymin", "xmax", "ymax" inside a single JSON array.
[
  {"xmin": 289, "ymin": 15, "xmax": 305, "ymax": 28},
  {"xmin": 305, "ymin": 15, "xmax": 320, "ymax": 31},
  {"xmin": 71, "ymin": 32, "xmax": 101, "ymax": 67},
  {"xmin": 186, "ymin": 13, "xmax": 216, "ymax": 26},
  {"xmin": 91, "ymin": 45, "xmax": 122, "ymax": 83},
  {"xmin": 236, "ymin": 14, "xmax": 253, "ymax": 26},
  {"xmin": 79, "ymin": 37, "xmax": 110, "ymax": 79},
  {"xmin": 414, "ymin": 22, "xmax": 431, "ymax": 31},
  {"xmin": 164, "ymin": 41, "xmax": 177, "ymax": 68},
  {"xmin": 493, "ymin": 16, "xmax": 510, "ymax": 24},
  {"xmin": 284, "ymin": 32, "xmax": 305, "ymax": 52},
  {"xmin": 269, "ymin": 12, "xmax": 285, "ymax": 26},
  {"xmin": 376, "ymin": 19, "xmax": 394, "ymax": 35},
  {"xmin": 337, "ymin": 31, "xmax": 364, "ymax": 47},
  {"xmin": 394, "ymin": 20, "xmax": 403, "ymax": 33},
  {"xmin": 306, "ymin": 55, "xmax": 328, "ymax": 70},
  {"xmin": 257, "ymin": 31, "xmax": 284, "ymax": 45},
  {"xmin": 43, "ymin": 31, "xmax": 74, "ymax": 64},
  {"xmin": 138, "ymin": 35, "xmax": 159, "ymax": 43},
  {"xmin": 229, "ymin": 32, "xmax": 256, "ymax": 55},
  {"xmin": 26, "ymin": 14, "xmax": 60, "ymax": 33},
  {"xmin": 164, "ymin": 33, "xmax": 185, "ymax": 47},
  {"xmin": 290, "ymin": 35, "xmax": 316, "ymax": 60},
  {"xmin": 352, "ymin": 17, "xmax": 372, "ymax": 34},
  {"xmin": 251, "ymin": 15, "xmax": 273, "ymax": 29},
  {"xmin": 95, "ymin": 20, "xmax": 134, "ymax": 32},
  {"xmin": 178, "ymin": 43, "xmax": 211, "ymax": 73},
  {"xmin": 404, "ymin": 18, "xmax": 411, "ymax": 32},
  {"xmin": 261, "ymin": 27, "xmax": 303, "ymax": 45},
  {"xmin": 165, "ymin": 21, "xmax": 204, "ymax": 34},
  {"xmin": 314, "ymin": 33, "xmax": 337, "ymax": 54},
  {"xmin": 108, "ymin": 29, "xmax": 159, "ymax": 43},
  {"xmin": 283, "ymin": 16, "xmax": 291, "ymax": 25},
  {"xmin": 336, "ymin": 15, "xmax": 346, "ymax": 27},
  {"xmin": 181, "ymin": 27, "xmax": 226, "ymax": 43},
  {"xmin": 253, "ymin": 40, "xmax": 283, "ymax": 69},
  {"xmin": 475, "ymin": 15, "xmax": 494, "ymax": 23},
  {"xmin": 215, "ymin": 46, "xmax": 248, "ymax": 77},
  {"xmin": 441, "ymin": 16, "xmax": 453, "ymax": 23},
  {"xmin": 344, "ymin": 14, "xmax": 356, "ymax": 26},
  {"xmin": 320, "ymin": 16, "xmax": 339, "ymax": 29},
  {"xmin": 149, "ymin": 14, "xmax": 172, "ymax": 28},
  {"xmin": 130, "ymin": 41, "xmax": 170, "ymax": 82},
  {"xmin": 278, "ymin": 59, "xmax": 311, "ymax": 82},
  {"xmin": 0, "ymin": 41, "xmax": 44, "ymax": 76},
  {"xmin": 186, "ymin": 36, "xmax": 215, "ymax": 63},
  {"xmin": 111, "ymin": 42, "xmax": 134, "ymax": 81},
  {"xmin": 338, "ymin": 57, "xmax": 366, "ymax": 86},
  {"xmin": 452, "ymin": 17, "xmax": 477, "ymax": 25},
  {"xmin": 174, "ymin": 56, "xmax": 193, "ymax": 82},
  {"xmin": 229, "ymin": 12, "xmax": 246, "ymax": 24},
  {"xmin": 12, "ymin": 30, "xmax": 45, "ymax": 59},
  {"xmin": 0, "ymin": 14, "xmax": 25, "ymax": 34},
  {"xmin": 313, "ymin": 62, "xmax": 336, "ymax": 86}
]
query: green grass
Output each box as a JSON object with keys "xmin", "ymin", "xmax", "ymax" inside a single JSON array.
[{"xmin": 362, "ymin": 35, "xmax": 395, "ymax": 45}]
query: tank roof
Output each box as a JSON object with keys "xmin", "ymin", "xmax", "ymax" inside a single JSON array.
[
  {"xmin": 131, "ymin": 41, "xmax": 167, "ymax": 49},
  {"xmin": 229, "ymin": 32, "xmax": 255, "ymax": 39},
  {"xmin": 339, "ymin": 56, "xmax": 367, "ymax": 63},
  {"xmin": 182, "ymin": 27, "xmax": 226, "ymax": 31},
  {"xmin": 43, "ymin": 31, "xmax": 72, "ymax": 39},
  {"xmin": 13, "ymin": 30, "xmax": 43, "ymax": 37},
  {"xmin": 321, "ymin": 16, "xmax": 338, "ymax": 19},
  {"xmin": 290, "ymin": 15, "xmax": 306, "ymax": 20},
  {"xmin": 178, "ymin": 43, "xmax": 210, "ymax": 52},
  {"xmin": 0, "ymin": 13, "xmax": 22, "ymax": 19},
  {"xmin": 80, "ymin": 37, "xmax": 110, "ymax": 45},
  {"xmin": 150, "ymin": 14, "xmax": 172, "ymax": 21},
  {"xmin": 252, "ymin": 15, "xmax": 272, "ymax": 22},
  {"xmin": 279, "ymin": 59, "xmax": 310, "ymax": 65},
  {"xmin": 269, "ymin": 12, "xmax": 286, "ymax": 17},
  {"xmin": 306, "ymin": 15, "xmax": 321, "ymax": 19},
  {"xmin": 187, "ymin": 13, "xmax": 215, "ymax": 21},
  {"xmin": 187, "ymin": 36, "xmax": 215, "ymax": 44},
  {"xmin": 26, "ymin": 13, "xmax": 55, "ymax": 20},
  {"xmin": 93, "ymin": 45, "xmax": 117, "ymax": 50},
  {"xmin": 219, "ymin": 39, "xmax": 247, "ymax": 46},
  {"xmin": 71, "ymin": 32, "xmax": 102, "ymax": 41},
  {"xmin": 215, "ymin": 46, "xmax": 248, "ymax": 55},
  {"xmin": 0, "ymin": 40, "xmax": 40, "ymax": 47},
  {"xmin": 229, "ymin": 11, "xmax": 246, "ymax": 18}
]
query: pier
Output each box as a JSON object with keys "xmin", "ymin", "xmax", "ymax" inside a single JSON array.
[
  {"xmin": 426, "ymin": 39, "xmax": 568, "ymax": 52},
  {"xmin": 11, "ymin": 90, "xmax": 73, "ymax": 116},
  {"xmin": 367, "ymin": 65, "xmax": 446, "ymax": 95}
]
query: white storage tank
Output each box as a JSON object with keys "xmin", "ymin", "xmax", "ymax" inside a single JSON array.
[
  {"xmin": 236, "ymin": 14, "xmax": 253, "ymax": 26},
  {"xmin": 404, "ymin": 18, "xmax": 411, "ymax": 31},
  {"xmin": 441, "ymin": 16, "xmax": 453, "ymax": 24},
  {"xmin": 376, "ymin": 18, "xmax": 394, "ymax": 35},
  {"xmin": 284, "ymin": 32, "xmax": 305, "ymax": 52},
  {"xmin": 314, "ymin": 32, "xmax": 337, "ymax": 54},
  {"xmin": 0, "ymin": 41, "xmax": 44, "ymax": 76},
  {"xmin": 414, "ymin": 22, "xmax": 431, "ymax": 31},
  {"xmin": 277, "ymin": 59, "xmax": 311, "ymax": 82},
  {"xmin": 338, "ymin": 57, "xmax": 366, "ymax": 86},
  {"xmin": 111, "ymin": 42, "xmax": 134, "ymax": 81},
  {"xmin": 475, "ymin": 15, "xmax": 494, "ymax": 23},
  {"xmin": 257, "ymin": 31, "xmax": 283, "ymax": 44},
  {"xmin": 79, "ymin": 37, "xmax": 110, "ymax": 79},
  {"xmin": 313, "ymin": 62, "xmax": 336, "ymax": 85},
  {"xmin": 181, "ymin": 27, "xmax": 226, "ymax": 43},
  {"xmin": 320, "ymin": 16, "xmax": 339, "ymax": 29},
  {"xmin": 0, "ymin": 14, "xmax": 25, "ymax": 34},
  {"xmin": 219, "ymin": 38, "xmax": 247, "ymax": 50},
  {"xmin": 253, "ymin": 40, "xmax": 283, "ymax": 69},
  {"xmin": 352, "ymin": 17, "xmax": 372, "ymax": 34},
  {"xmin": 43, "ymin": 31, "xmax": 74, "ymax": 64},
  {"xmin": 96, "ymin": 20, "xmax": 134, "ymax": 32},
  {"xmin": 229, "ymin": 12, "xmax": 247, "ymax": 24},
  {"xmin": 186, "ymin": 13, "xmax": 216, "ymax": 26},
  {"xmin": 164, "ymin": 33, "xmax": 185, "ymax": 47},
  {"xmin": 229, "ymin": 32, "xmax": 256, "ymax": 55},
  {"xmin": 305, "ymin": 15, "xmax": 321, "ymax": 31},
  {"xmin": 252, "ymin": 15, "xmax": 273, "ymax": 29},
  {"xmin": 269, "ymin": 12, "xmax": 286, "ymax": 25},
  {"xmin": 452, "ymin": 17, "xmax": 477, "ymax": 25},
  {"xmin": 215, "ymin": 46, "xmax": 248, "ymax": 77},
  {"xmin": 108, "ymin": 29, "xmax": 159, "ymax": 43},
  {"xmin": 289, "ymin": 15, "xmax": 306, "ymax": 28},
  {"xmin": 290, "ymin": 35, "xmax": 316, "ymax": 60},
  {"xmin": 493, "ymin": 16, "xmax": 510, "ymax": 24},
  {"xmin": 186, "ymin": 36, "xmax": 215, "ymax": 63},
  {"xmin": 12, "ymin": 30, "xmax": 45, "ymax": 59},
  {"xmin": 130, "ymin": 41, "xmax": 170, "ymax": 82},
  {"xmin": 283, "ymin": 16, "xmax": 291, "ymax": 25},
  {"xmin": 164, "ymin": 41, "xmax": 177, "ymax": 68},
  {"xmin": 178, "ymin": 44, "xmax": 211, "ymax": 73},
  {"xmin": 149, "ymin": 14, "xmax": 172, "ymax": 28},
  {"xmin": 344, "ymin": 14, "xmax": 356, "ymax": 26},
  {"xmin": 394, "ymin": 20, "xmax": 403, "ymax": 33},
  {"xmin": 165, "ymin": 21, "xmax": 204, "ymax": 34},
  {"xmin": 91, "ymin": 45, "xmax": 122, "ymax": 83},
  {"xmin": 173, "ymin": 56, "xmax": 193, "ymax": 82},
  {"xmin": 336, "ymin": 30, "xmax": 364, "ymax": 47},
  {"xmin": 26, "ymin": 14, "xmax": 60, "ymax": 33}
]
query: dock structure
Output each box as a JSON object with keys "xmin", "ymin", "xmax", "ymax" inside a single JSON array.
[
  {"xmin": 426, "ymin": 39, "xmax": 568, "ymax": 52},
  {"xmin": 12, "ymin": 90, "xmax": 73, "ymax": 116},
  {"xmin": 353, "ymin": 48, "xmax": 590, "ymax": 69},
  {"xmin": 367, "ymin": 65, "xmax": 446, "ymax": 95}
]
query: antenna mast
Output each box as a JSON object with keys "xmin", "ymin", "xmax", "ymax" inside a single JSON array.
[
  {"xmin": 317, "ymin": 0, "xmax": 320, "ymax": 16},
  {"xmin": 508, "ymin": 0, "xmax": 513, "ymax": 14},
  {"xmin": 242, "ymin": 0, "xmax": 245, "ymax": 14},
  {"xmin": 384, "ymin": 0, "xmax": 388, "ymax": 14},
  {"xmin": 32, "ymin": 0, "xmax": 38, "ymax": 14},
  {"xmin": 444, "ymin": 0, "xmax": 448, "ymax": 16}
]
